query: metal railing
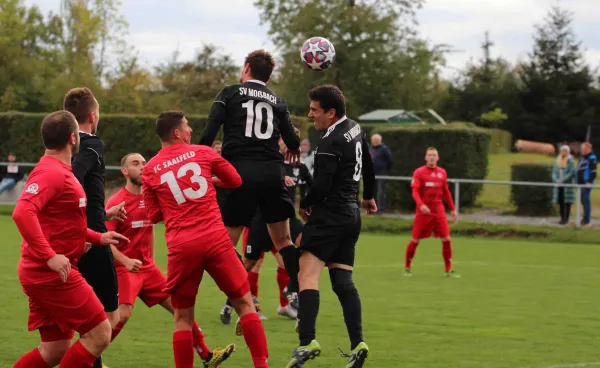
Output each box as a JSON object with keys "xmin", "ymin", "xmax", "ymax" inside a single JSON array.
[{"xmin": 1, "ymin": 162, "xmax": 594, "ymax": 228}]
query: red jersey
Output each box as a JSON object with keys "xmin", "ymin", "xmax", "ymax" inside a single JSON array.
[
  {"xmin": 13, "ymin": 156, "xmax": 93, "ymax": 285},
  {"xmin": 106, "ymin": 188, "xmax": 154, "ymax": 270},
  {"xmin": 411, "ymin": 165, "xmax": 455, "ymax": 214},
  {"xmin": 142, "ymin": 143, "xmax": 241, "ymax": 248}
]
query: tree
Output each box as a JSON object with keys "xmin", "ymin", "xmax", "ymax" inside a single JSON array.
[
  {"xmin": 480, "ymin": 107, "xmax": 508, "ymax": 129},
  {"xmin": 515, "ymin": 5, "xmax": 596, "ymax": 144},
  {"xmin": 255, "ymin": 0, "xmax": 446, "ymax": 117}
]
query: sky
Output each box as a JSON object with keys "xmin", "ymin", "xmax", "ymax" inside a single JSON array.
[{"xmin": 26, "ymin": 0, "xmax": 600, "ymax": 78}]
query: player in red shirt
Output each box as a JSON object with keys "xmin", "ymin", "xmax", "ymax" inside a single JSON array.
[
  {"xmin": 106, "ymin": 152, "xmax": 235, "ymax": 366},
  {"xmin": 12, "ymin": 111, "xmax": 128, "ymax": 368},
  {"xmin": 142, "ymin": 111, "xmax": 269, "ymax": 368},
  {"xmin": 405, "ymin": 147, "xmax": 460, "ymax": 277}
]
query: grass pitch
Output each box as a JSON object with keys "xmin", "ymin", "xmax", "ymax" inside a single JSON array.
[{"xmin": 0, "ymin": 215, "xmax": 599, "ymax": 368}]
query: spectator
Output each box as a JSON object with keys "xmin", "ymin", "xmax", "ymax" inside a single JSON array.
[
  {"xmin": 370, "ymin": 134, "xmax": 393, "ymax": 213},
  {"xmin": 212, "ymin": 140, "xmax": 222, "ymax": 156},
  {"xmin": 299, "ymin": 139, "xmax": 314, "ymax": 198},
  {"xmin": 0, "ymin": 152, "xmax": 25, "ymax": 194},
  {"xmin": 552, "ymin": 145, "xmax": 576, "ymax": 225},
  {"xmin": 576, "ymin": 142, "xmax": 597, "ymax": 225}
]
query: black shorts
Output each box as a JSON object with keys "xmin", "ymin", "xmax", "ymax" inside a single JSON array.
[
  {"xmin": 300, "ymin": 205, "xmax": 361, "ymax": 267},
  {"xmin": 245, "ymin": 215, "xmax": 304, "ymax": 260},
  {"xmin": 77, "ymin": 245, "xmax": 119, "ymax": 312},
  {"xmin": 221, "ymin": 160, "xmax": 295, "ymax": 227}
]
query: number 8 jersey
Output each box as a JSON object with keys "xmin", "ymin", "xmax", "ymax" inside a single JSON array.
[
  {"xmin": 141, "ymin": 143, "xmax": 242, "ymax": 248},
  {"xmin": 200, "ymin": 79, "xmax": 300, "ymax": 163}
]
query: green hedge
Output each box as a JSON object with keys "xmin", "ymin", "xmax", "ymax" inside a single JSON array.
[
  {"xmin": 510, "ymin": 163, "xmax": 554, "ymax": 216},
  {"xmin": 487, "ymin": 128, "xmax": 513, "ymax": 154},
  {"xmin": 0, "ymin": 111, "xmax": 308, "ymax": 169},
  {"xmin": 369, "ymin": 125, "xmax": 490, "ymax": 211}
]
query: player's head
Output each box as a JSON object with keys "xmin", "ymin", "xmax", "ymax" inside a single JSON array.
[
  {"xmin": 371, "ymin": 134, "xmax": 382, "ymax": 147},
  {"xmin": 7, "ymin": 152, "xmax": 15, "ymax": 162},
  {"xmin": 63, "ymin": 87, "xmax": 100, "ymax": 134},
  {"xmin": 425, "ymin": 147, "xmax": 439, "ymax": 167},
  {"xmin": 155, "ymin": 110, "xmax": 192, "ymax": 144},
  {"xmin": 212, "ymin": 140, "xmax": 222, "ymax": 156},
  {"xmin": 279, "ymin": 126, "xmax": 301, "ymax": 154},
  {"xmin": 559, "ymin": 145, "xmax": 570, "ymax": 158},
  {"xmin": 41, "ymin": 110, "xmax": 80, "ymax": 155},
  {"xmin": 120, "ymin": 153, "xmax": 146, "ymax": 186},
  {"xmin": 307, "ymin": 85, "xmax": 346, "ymax": 131},
  {"xmin": 581, "ymin": 142, "xmax": 593, "ymax": 156},
  {"xmin": 240, "ymin": 49, "xmax": 275, "ymax": 83}
]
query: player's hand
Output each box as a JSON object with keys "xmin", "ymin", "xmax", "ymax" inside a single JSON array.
[
  {"xmin": 420, "ymin": 204, "xmax": 431, "ymax": 215},
  {"xmin": 212, "ymin": 176, "xmax": 222, "ymax": 187},
  {"xmin": 47, "ymin": 254, "xmax": 71, "ymax": 282},
  {"xmin": 99, "ymin": 231, "xmax": 130, "ymax": 246},
  {"xmin": 83, "ymin": 242, "xmax": 92, "ymax": 253},
  {"xmin": 284, "ymin": 176, "xmax": 295, "ymax": 187},
  {"xmin": 125, "ymin": 258, "xmax": 142, "ymax": 272},
  {"xmin": 286, "ymin": 148, "xmax": 301, "ymax": 165},
  {"xmin": 106, "ymin": 201, "xmax": 127, "ymax": 222},
  {"xmin": 361, "ymin": 199, "xmax": 378, "ymax": 214},
  {"xmin": 299, "ymin": 207, "xmax": 311, "ymax": 222},
  {"xmin": 450, "ymin": 210, "xmax": 458, "ymax": 223}
]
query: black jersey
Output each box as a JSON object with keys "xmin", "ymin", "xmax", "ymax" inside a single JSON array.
[
  {"xmin": 72, "ymin": 132, "xmax": 107, "ymax": 233},
  {"xmin": 199, "ymin": 79, "xmax": 300, "ymax": 163},
  {"xmin": 284, "ymin": 161, "xmax": 313, "ymax": 203},
  {"xmin": 299, "ymin": 117, "xmax": 375, "ymax": 211}
]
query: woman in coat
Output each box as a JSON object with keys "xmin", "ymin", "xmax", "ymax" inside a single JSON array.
[{"xmin": 552, "ymin": 145, "xmax": 576, "ymax": 224}]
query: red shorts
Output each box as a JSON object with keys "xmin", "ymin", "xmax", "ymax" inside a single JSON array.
[
  {"xmin": 117, "ymin": 264, "xmax": 168, "ymax": 307},
  {"xmin": 412, "ymin": 213, "xmax": 450, "ymax": 239},
  {"xmin": 165, "ymin": 230, "xmax": 250, "ymax": 309},
  {"xmin": 22, "ymin": 269, "xmax": 107, "ymax": 341}
]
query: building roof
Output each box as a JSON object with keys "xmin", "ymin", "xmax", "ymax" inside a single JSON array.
[{"xmin": 359, "ymin": 109, "xmax": 408, "ymax": 121}]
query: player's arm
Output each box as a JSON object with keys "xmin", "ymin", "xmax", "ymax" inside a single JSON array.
[
  {"xmin": 210, "ymin": 150, "xmax": 242, "ymax": 188},
  {"xmin": 142, "ymin": 170, "xmax": 164, "ymax": 223},
  {"xmin": 278, "ymin": 103, "xmax": 300, "ymax": 151},
  {"xmin": 299, "ymin": 141, "xmax": 340, "ymax": 209},
  {"xmin": 589, "ymin": 156, "xmax": 597, "ymax": 184},
  {"xmin": 150, "ymin": 225, "xmax": 156, "ymax": 260},
  {"xmin": 442, "ymin": 177, "xmax": 456, "ymax": 212},
  {"xmin": 12, "ymin": 172, "xmax": 64, "ymax": 261},
  {"xmin": 71, "ymin": 140, "xmax": 101, "ymax": 184},
  {"xmin": 411, "ymin": 169, "xmax": 425, "ymax": 208},
  {"xmin": 199, "ymin": 88, "xmax": 229, "ymax": 146},
  {"xmin": 299, "ymin": 163, "xmax": 314, "ymax": 187}
]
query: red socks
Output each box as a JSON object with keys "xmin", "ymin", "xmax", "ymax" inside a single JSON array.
[
  {"xmin": 13, "ymin": 348, "xmax": 49, "ymax": 368},
  {"xmin": 405, "ymin": 240, "xmax": 418, "ymax": 269},
  {"xmin": 240, "ymin": 313, "xmax": 269, "ymax": 368},
  {"xmin": 111, "ymin": 321, "xmax": 125, "ymax": 342},
  {"xmin": 60, "ymin": 341, "xmax": 98, "ymax": 368},
  {"xmin": 192, "ymin": 321, "xmax": 211, "ymax": 360},
  {"xmin": 442, "ymin": 240, "xmax": 452, "ymax": 272},
  {"xmin": 277, "ymin": 267, "xmax": 290, "ymax": 307},
  {"xmin": 173, "ymin": 330, "xmax": 194, "ymax": 368},
  {"xmin": 248, "ymin": 272, "xmax": 260, "ymax": 297}
]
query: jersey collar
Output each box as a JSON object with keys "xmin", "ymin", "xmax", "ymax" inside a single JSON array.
[
  {"xmin": 324, "ymin": 116, "xmax": 348, "ymax": 137},
  {"xmin": 247, "ymin": 79, "xmax": 266, "ymax": 86}
]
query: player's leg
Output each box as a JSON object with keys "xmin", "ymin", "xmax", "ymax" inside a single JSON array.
[
  {"xmin": 62, "ymin": 319, "xmax": 112, "ymax": 367},
  {"xmin": 405, "ymin": 214, "xmax": 434, "ymax": 275},
  {"xmin": 13, "ymin": 327, "xmax": 73, "ymax": 367},
  {"xmin": 273, "ymin": 250, "xmax": 296, "ymax": 318},
  {"xmin": 434, "ymin": 214, "xmax": 459, "ymax": 277},
  {"xmin": 207, "ymin": 243, "xmax": 269, "ymax": 368},
  {"xmin": 110, "ymin": 270, "xmax": 140, "ymax": 342},
  {"xmin": 248, "ymin": 254, "xmax": 264, "ymax": 298}
]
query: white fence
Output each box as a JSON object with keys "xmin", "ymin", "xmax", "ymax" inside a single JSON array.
[{"xmin": 1, "ymin": 162, "xmax": 595, "ymax": 228}]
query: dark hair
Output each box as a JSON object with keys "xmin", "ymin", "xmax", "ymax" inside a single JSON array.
[
  {"xmin": 244, "ymin": 49, "xmax": 275, "ymax": 82},
  {"xmin": 156, "ymin": 110, "xmax": 185, "ymax": 141},
  {"xmin": 308, "ymin": 85, "xmax": 346, "ymax": 118},
  {"xmin": 63, "ymin": 87, "xmax": 97, "ymax": 123},
  {"xmin": 41, "ymin": 111, "xmax": 78, "ymax": 149}
]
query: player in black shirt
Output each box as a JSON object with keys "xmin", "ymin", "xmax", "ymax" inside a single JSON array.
[
  {"xmin": 286, "ymin": 85, "xmax": 377, "ymax": 368},
  {"xmin": 65, "ymin": 87, "xmax": 126, "ymax": 368},
  {"xmin": 200, "ymin": 50, "xmax": 303, "ymax": 305}
]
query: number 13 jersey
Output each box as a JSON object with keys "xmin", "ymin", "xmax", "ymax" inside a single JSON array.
[
  {"xmin": 205, "ymin": 79, "xmax": 299, "ymax": 163},
  {"xmin": 142, "ymin": 143, "xmax": 242, "ymax": 248}
]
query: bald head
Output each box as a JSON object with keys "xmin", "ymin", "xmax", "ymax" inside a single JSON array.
[{"xmin": 371, "ymin": 134, "xmax": 382, "ymax": 147}]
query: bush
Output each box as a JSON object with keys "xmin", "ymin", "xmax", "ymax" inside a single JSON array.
[
  {"xmin": 373, "ymin": 125, "xmax": 490, "ymax": 211},
  {"xmin": 487, "ymin": 128, "xmax": 513, "ymax": 154},
  {"xmin": 510, "ymin": 163, "xmax": 554, "ymax": 216}
]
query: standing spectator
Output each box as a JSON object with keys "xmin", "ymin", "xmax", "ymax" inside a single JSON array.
[
  {"xmin": 299, "ymin": 139, "xmax": 314, "ymax": 199},
  {"xmin": 0, "ymin": 152, "xmax": 25, "ymax": 194},
  {"xmin": 369, "ymin": 134, "xmax": 393, "ymax": 213},
  {"xmin": 577, "ymin": 142, "xmax": 597, "ymax": 225},
  {"xmin": 552, "ymin": 145, "xmax": 576, "ymax": 224},
  {"xmin": 212, "ymin": 140, "xmax": 222, "ymax": 156}
]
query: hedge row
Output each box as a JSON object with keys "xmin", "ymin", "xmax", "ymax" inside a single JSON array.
[{"xmin": 510, "ymin": 163, "xmax": 554, "ymax": 216}]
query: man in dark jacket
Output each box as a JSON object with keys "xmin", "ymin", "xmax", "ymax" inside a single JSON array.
[
  {"xmin": 370, "ymin": 134, "xmax": 393, "ymax": 213},
  {"xmin": 0, "ymin": 152, "xmax": 25, "ymax": 194},
  {"xmin": 577, "ymin": 142, "xmax": 597, "ymax": 225}
]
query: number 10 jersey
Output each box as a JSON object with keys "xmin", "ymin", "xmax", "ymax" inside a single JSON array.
[{"xmin": 204, "ymin": 79, "xmax": 300, "ymax": 163}]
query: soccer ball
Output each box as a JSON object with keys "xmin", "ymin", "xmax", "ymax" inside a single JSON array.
[{"xmin": 300, "ymin": 37, "xmax": 336, "ymax": 71}]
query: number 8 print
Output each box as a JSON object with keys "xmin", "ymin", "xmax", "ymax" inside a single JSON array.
[{"xmin": 353, "ymin": 141, "xmax": 363, "ymax": 181}]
